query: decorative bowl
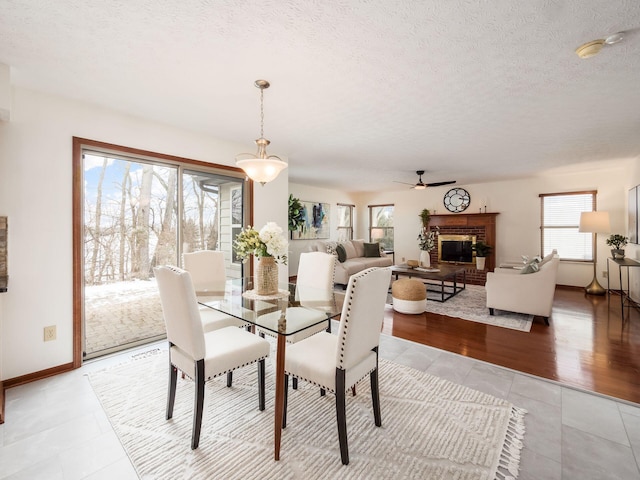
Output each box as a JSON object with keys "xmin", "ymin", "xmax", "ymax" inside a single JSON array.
[{"xmin": 407, "ymin": 260, "xmax": 419, "ymax": 268}]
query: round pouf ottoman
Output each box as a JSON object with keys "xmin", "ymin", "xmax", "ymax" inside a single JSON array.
[{"xmin": 391, "ymin": 278, "xmax": 427, "ymax": 314}]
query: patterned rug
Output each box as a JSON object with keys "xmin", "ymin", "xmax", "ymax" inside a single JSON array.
[
  {"xmin": 88, "ymin": 350, "xmax": 526, "ymax": 479},
  {"xmin": 420, "ymin": 284, "xmax": 534, "ymax": 332}
]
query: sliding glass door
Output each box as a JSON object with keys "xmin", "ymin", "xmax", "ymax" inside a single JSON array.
[{"xmin": 78, "ymin": 142, "xmax": 247, "ymax": 359}]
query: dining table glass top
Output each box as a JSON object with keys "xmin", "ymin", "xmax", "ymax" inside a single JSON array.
[{"xmin": 197, "ymin": 278, "xmax": 344, "ymax": 336}]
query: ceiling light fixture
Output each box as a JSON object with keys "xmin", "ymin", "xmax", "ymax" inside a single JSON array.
[
  {"xmin": 235, "ymin": 79, "xmax": 287, "ymax": 186},
  {"xmin": 575, "ymin": 32, "xmax": 624, "ymax": 59}
]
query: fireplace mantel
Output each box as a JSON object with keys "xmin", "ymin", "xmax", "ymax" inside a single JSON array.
[{"xmin": 428, "ymin": 213, "xmax": 499, "ymax": 284}]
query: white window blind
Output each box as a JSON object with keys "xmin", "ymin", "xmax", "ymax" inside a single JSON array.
[{"xmin": 541, "ymin": 192, "xmax": 595, "ymax": 261}]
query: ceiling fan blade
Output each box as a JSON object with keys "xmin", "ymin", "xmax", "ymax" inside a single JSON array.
[
  {"xmin": 425, "ymin": 180, "xmax": 456, "ymax": 187},
  {"xmin": 393, "ymin": 180, "xmax": 417, "ymax": 186}
]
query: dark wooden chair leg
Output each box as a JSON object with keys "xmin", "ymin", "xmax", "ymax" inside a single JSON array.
[
  {"xmin": 166, "ymin": 363, "xmax": 178, "ymax": 420},
  {"xmin": 191, "ymin": 359, "xmax": 205, "ymax": 450},
  {"xmin": 543, "ymin": 316, "xmax": 550, "ymax": 326},
  {"xmin": 326, "ymin": 317, "xmax": 332, "ymax": 333},
  {"xmin": 351, "ymin": 386, "xmax": 356, "ymax": 396},
  {"xmin": 258, "ymin": 359, "xmax": 265, "ymax": 411},
  {"xmin": 489, "ymin": 307, "xmax": 495, "ymax": 316},
  {"xmin": 292, "ymin": 377, "xmax": 298, "ymax": 390},
  {"xmin": 283, "ymin": 374, "xmax": 289, "ymax": 429},
  {"xmin": 227, "ymin": 371, "xmax": 233, "ymax": 387},
  {"xmin": 335, "ymin": 368, "xmax": 349, "ymax": 465},
  {"xmin": 370, "ymin": 368, "xmax": 382, "ymax": 427}
]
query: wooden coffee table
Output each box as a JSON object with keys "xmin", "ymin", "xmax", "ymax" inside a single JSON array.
[{"xmin": 391, "ymin": 264, "xmax": 466, "ymax": 302}]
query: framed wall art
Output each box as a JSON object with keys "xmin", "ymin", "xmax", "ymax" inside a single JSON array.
[{"xmin": 291, "ymin": 201, "xmax": 330, "ymax": 240}]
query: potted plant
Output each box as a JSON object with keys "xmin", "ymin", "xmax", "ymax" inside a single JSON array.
[
  {"xmin": 419, "ymin": 208, "xmax": 431, "ymax": 229},
  {"xmin": 606, "ymin": 234, "xmax": 628, "ymax": 259},
  {"xmin": 473, "ymin": 241, "xmax": 492, "ymax": 270},
  {"xmin": 288, "ymin": 194, "xmax": 305, "ymax": 233}
]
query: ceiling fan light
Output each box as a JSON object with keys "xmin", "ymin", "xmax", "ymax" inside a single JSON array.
[
  {"xmin": 575, "ymin": 39, "xmax": 605, "ymax": 59},
  {"xmin": 414, "ymin": 184, "xmax": 426, "ymax": 190}
]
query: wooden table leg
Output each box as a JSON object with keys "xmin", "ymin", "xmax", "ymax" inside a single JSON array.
[{"xmin": 274, "ymin": 334, "xmax": 286, "ymax": 460}]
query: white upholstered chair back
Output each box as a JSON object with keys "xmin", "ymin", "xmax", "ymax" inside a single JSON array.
[
  {"xmin": 297, "ymin": 251, "xmax": 335, "ymax": 289},
  {"xmin": 336, "ymin": 267, "xmax": 391, "ymax": 370},
  {"xmin": 155, "ymin": 266, "xmax": 206, "ymax": 361},
  {"xmin": 182, "ymin": 250, "xmax": 226, "ymax": 292}
]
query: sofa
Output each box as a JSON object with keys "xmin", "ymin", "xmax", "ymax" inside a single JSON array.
[
  {"xmin": 485, "ymin": 251, "xmax": 560, "ymax": 325},
  {"xmin": 309, "ymin": 239, "xmax": 393, "ymax": 286}
]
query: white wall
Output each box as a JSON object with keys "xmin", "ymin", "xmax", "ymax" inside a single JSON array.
[
  {"xmin": 0, "ymin": 87, "xmax": 286, "ymax": 380},
  {"xmin": 288, "ymin": 184, "xmax": 360, "ymax": 275}
]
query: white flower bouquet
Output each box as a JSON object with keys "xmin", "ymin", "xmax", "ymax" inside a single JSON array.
[
  {"xmin": 234, "ymin": 222, "xmax": 288, "ymax": 265},
  {"xmin": 417, "ymin": 226, "xmax": 439, "ymax": 252}
]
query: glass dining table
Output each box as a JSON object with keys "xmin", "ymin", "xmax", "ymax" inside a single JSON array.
[{"xmin": 197, "ymin": 278, "xmax": 344, "ymax": 461}]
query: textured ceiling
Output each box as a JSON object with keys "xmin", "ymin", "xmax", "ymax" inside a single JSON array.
[{"xmin": 1, "ymin": 0, "xmax": 639, "ymax": 192}]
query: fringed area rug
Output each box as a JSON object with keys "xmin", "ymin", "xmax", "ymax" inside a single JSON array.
[
  {"xmin": 88, "ymin": 351, "xmax": 526, "ymax": 480},
  {"xmin": 421, "ymin": 284, "xmax": 533, "ymax": 332}
]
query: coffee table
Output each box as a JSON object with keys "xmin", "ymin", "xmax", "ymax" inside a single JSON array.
[{"xmin": 391, "ymin": 264, "xmax": 466, "ymax": 302}]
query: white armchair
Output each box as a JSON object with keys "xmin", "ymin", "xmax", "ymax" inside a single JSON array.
[{"xmin": 485, "ymin": 254, "xmax": 560, "ymax": 325}]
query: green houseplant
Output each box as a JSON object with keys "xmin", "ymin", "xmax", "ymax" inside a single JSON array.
[
  {"xmin": 419, "ymin": 208, "xmax": 431, "ymax": 228},
  {"xmin": 472, "ymin": 241, "xmax": 492, "ymax": 270},
  {"xmin": 606, "ymin": 234, "xmax": 628, "ymax": 259},
  {"xmin": 288, "ymin": 194, "xmax": 304, "ymax": 232}
]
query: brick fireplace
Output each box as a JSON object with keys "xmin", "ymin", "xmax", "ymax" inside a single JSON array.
[{"xmin": 426, "ymin": 213, "xmax": 498, "ymax": 285}]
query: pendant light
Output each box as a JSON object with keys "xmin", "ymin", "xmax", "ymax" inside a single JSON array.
[{"xmin": 235, "ymin": 80, "xmax": 287, "ymax": 185}]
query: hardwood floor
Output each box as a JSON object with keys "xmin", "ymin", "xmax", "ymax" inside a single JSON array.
[{"xmin": 382, "ymin": 286, "xmax": 640, "ymax": 404}]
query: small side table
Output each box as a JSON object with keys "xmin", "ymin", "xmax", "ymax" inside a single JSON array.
[
  {"xmin": 383, "ymin": 250, "xmax": 395, "ymax": 264},
  {"xmin": 606, "ymin": 257, "xmax": 640, "ymax": 319}
]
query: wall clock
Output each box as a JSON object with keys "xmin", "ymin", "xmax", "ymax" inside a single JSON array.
[{"xmin": 443, "ymin": 188, "xmax": 471, "ymax": 213}]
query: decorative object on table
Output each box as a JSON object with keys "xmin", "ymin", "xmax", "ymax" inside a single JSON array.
[
  {"xmin": 234, "ymin": 222, "xmax": 288, "ymax": 295},
  {"xmin": 578, "ymin": 211, "xmax": 611, "ymax": 295},
  {"xmin": 443, "ymin": 187, "xmax": 471, "ymax": 213},
  {"xmin": 288, "ymin": 194, "xmax": 304, "ymax": 233},
  {"xmin": 417, "ymin": 225, "xmax": 438, "ymax": 268},
  {"xmin": 406, "ymin": 259, "xmax": 419, "ymax": 268},
  {"xmin": 290, "ymin": 201, "xmax": 330, "ymax": 240},
  {"xmin": 606, "ymin": 233, "xmax": 628, "ymax": 259},
  {"xmin": 472, "ymin": 241, "xmax": 492, "ymax": 270},
  {"xmin": 235, "ymin": 79, "xmax": 287, "ymax": 185}
]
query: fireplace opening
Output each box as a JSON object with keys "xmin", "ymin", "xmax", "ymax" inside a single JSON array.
[{"xmin": 438, "ymin": 235, "xmax": 476, "ymax": 264}]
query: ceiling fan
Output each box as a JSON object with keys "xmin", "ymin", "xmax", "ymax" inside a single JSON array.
[{"xmin": 394, "ymin": 170, "xmax": 456, "ymax": 190}]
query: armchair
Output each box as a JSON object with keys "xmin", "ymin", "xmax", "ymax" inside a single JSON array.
[{"xmin": 485, "ymin": 254, "xmax": 559, "ymax": 325}]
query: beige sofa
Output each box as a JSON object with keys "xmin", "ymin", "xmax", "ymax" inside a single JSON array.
[
  {"xmin": 485, "ymin": 252, "xmax": 560, "ymax": 325},
  {"xmin": 309, "ymin": 239, "xmax": 393, "ymax": 286}
]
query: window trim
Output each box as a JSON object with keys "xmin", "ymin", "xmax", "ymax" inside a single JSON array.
[
  {"xmin": 368, "ymin": 203, "xmax": 394, "ymax": 250},
  {"xmin": 539, "ymin": 190, "xmax": 596, "ymax": 262},
  {"xmin": 337, "ymin": 203, "xmax": 354, "ymax": 241}
]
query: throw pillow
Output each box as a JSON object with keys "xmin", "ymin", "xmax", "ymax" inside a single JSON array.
[
  {"xmin": 520, "ymin": 256, "xmax": 542, "ymax": 274},
  {"xmin": 325, "ymin": 241, "xmax": 338, "ymax": 256},
  {"xmin": 336, "ymin": 244, "xmax": 347, "ymax": 263},
  {"xmin": 342, "ymin": 241, "xmax": 357, "ymax": 259},
  {"xmin": 364, "ymin": 242, "xmax": 381, "ymax": 257}
]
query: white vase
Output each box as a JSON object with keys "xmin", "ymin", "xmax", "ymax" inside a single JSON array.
[
  {"xmin": 476, "ymin": 256, "xmax": 486, "ymax": 270},
  {"xmin": 420, "ymin": 250, "xmax": 431, "ymax": 268}
]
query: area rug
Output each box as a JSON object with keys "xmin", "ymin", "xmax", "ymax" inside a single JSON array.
[
  {"xmin": 88, "ymin": 350, "xmax": 526, "ymax": 480},
  {"xmin": 416, "ymin": 284, "xmax": 533, "ymax": 332}
]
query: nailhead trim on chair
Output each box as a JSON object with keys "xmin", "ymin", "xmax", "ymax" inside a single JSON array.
[
  {"xmin": 288, "ymin": 367, "xmax": 375, "ymax": 394},
  {"xmin": 172, "ymin": 355, "xmax": 268, "ymax": 382}
]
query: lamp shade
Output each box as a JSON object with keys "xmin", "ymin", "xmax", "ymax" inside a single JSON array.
[{"xmin": 579, "ymin": 211, "xmax": 611, "ymax": 233}]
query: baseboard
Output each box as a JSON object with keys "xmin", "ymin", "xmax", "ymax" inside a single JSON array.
[
  {"xmin": 4, "ymin": 362, "xmax": 75, "ymax": 390},
  {"xmin": 0, "ymin": 379, "xmax": 4, "ymax": 424}
]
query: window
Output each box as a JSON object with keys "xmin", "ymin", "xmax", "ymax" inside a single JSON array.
[
  {"xmin": 369, "ymin": 204, "xmax": 394, "ymax": 250},
  {"xmin": 540, "ymin": 191, "xmax": 596, "ymax": 261},
  {"xmin": 337, "ymin": 203, "xmax": 354, "ymax": 242}
]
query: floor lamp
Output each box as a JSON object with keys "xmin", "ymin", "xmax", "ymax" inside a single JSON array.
[{"xmin": 579, "ymin": 211, "xmax": 611, "ymax": 295}]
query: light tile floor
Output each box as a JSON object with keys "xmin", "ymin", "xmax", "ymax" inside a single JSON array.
[{"xmin": 2, "ymin": 330, "xmax": 639, "ymax": 480}]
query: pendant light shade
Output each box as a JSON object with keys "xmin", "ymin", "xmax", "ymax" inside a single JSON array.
[{"xmin": 235, "ymin": 80, "xmax": 287, "ymax": 185}]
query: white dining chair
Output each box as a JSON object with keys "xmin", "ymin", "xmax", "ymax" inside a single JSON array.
[
  {"xmin": 257, "ymin": 251, "xmax": 335, "ymax": 390},
  {"xmin": 155, "ymin": 265, "xmax": 270, "ymax": 450},
  {"xmin": 282, "ymin": 266, "xmax": 392, "ymax": 465},
  {"xmin": 183, "ymin": 250, "xmax": 251, "ymax": 333}
]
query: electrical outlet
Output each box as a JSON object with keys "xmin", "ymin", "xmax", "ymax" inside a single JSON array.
[
  {"xmin": 402, "ymin": 256, "xmax": 406, "ymax": 262},
  {"xmin": 44, "ymin": 325, "xmax": 56, "ymax": 342},
  {"xmin": 602, "ymin": 270, "xmax": 608, "ymax": 278}
]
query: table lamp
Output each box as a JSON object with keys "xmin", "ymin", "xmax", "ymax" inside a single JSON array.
[{"xmin": 579, "ymin": 211, "xmax": 611, "ymax": 295}]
